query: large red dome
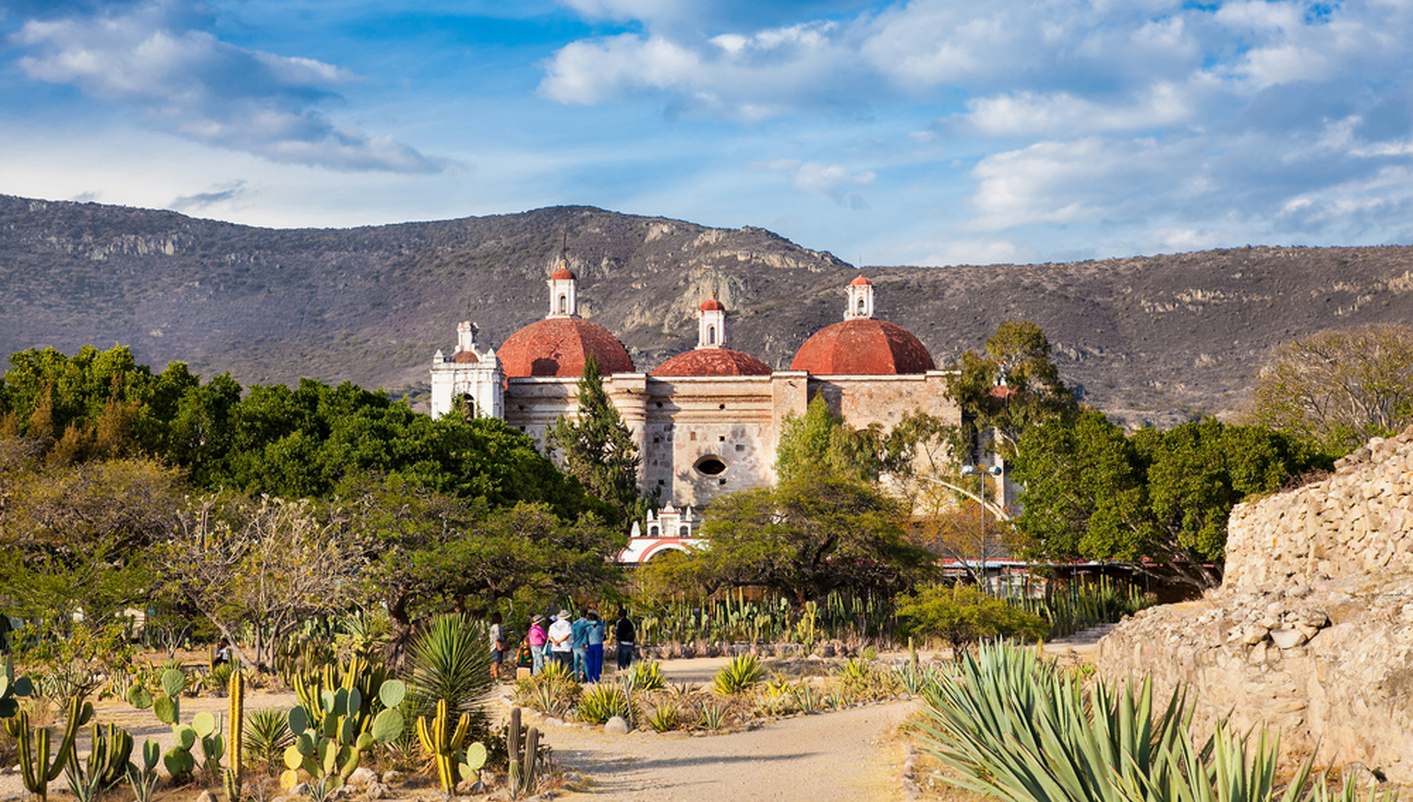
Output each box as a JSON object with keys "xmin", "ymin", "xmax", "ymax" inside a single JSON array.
[
  {"xmin": 497, "ymin": 318, "xmax": 635, "ymax": 378},
  {"xmin": 790, "ymin": 319, "xmax": 935, "ymax": 375},
  {"xmin": 652, "ymin": 348, "xmax": 772, "ymax": 377}
]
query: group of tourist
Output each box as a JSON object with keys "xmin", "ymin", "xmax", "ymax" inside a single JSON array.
[{"xmin": 489, "ymin": 608, "xmax": 636, "ymax": 683}]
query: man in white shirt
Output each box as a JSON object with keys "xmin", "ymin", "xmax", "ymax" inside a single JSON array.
[{"xmin": 548, "ymin": 608, "xmax": 573, "ymax": 670}]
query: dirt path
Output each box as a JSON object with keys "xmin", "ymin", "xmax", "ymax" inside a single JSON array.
[{"xmin": 534, "ymin": 702, "xmax": 913, "ymax": 801}]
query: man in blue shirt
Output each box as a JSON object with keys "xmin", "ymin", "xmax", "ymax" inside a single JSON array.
[{"xmin": 570, "ymin": 609, "xmax": 590, "ymax": 682}]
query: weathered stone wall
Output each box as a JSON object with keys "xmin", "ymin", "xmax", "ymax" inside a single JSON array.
[{"xmin": 1099, "ymin": 429, "xmax": 1413, "ymax": 782}]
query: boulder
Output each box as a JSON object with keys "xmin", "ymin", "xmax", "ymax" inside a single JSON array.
[{"xmin": 605, "ymin": 715, "xmax": 630, "ymax": 735}]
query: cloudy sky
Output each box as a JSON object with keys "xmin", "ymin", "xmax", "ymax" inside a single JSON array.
[{"xmin": 1, "ymin": 0, "xmax": 1411, "ymax": 266}]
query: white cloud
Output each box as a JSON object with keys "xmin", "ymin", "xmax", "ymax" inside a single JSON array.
[
  {"xmin": 12, "ymin": 0, "xmax": 439, "ymax": 173},
  {"xmin": 961, "ymin": 84, "xmax": 1193, "ymax": 137},
  {"xmin": 754, "ymin": 158, "xmax": 873, "ymax": 206}
]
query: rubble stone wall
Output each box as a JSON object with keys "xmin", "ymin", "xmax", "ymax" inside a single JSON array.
[{"xmin": 1099, "ymin": 430, "xmax": 1413, "ymax": 782}]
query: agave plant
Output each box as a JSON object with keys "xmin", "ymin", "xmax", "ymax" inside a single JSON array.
[
  {"xmin": 624, "ymin": 661, "xmax": 666, "ymax": 692},
  {"xmin": 645, "ymin": 703, "xmax": 681, "ymax": 733},
  {"xmin": 575, "ymin": 683, "xmax": 634, "ymax": 726},
  {"xmin": 914, "ymin": 640, "xmax": 1392, "ymax": 802},
  {"xmin": 712, "ymin": 654, "xmax": 763, "ymax": 695},
  {"xmin": 698, "ymin": 700, "xmax": 729, "ymax": 732}
]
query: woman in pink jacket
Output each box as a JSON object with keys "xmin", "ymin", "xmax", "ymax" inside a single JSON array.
[{"xmin": 527, "ymin": 614, "xmax": 548, "ymax": 675}]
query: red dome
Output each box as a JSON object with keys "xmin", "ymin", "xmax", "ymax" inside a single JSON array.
[
  {"xmin": 850, "ymin": 274, "xmax": 873, "ymax": 286},
  {"xmin": 790, "ymin": 319, "xmax": 935, "ymax": 375},
  {"xmin": 451, "ymin": 350, "xmax": 480, "ymax": 364},
  {"xmin": 498, "ymin": 318, "xmax": 635, "ymax": 378},
  {"xmin": 698, "ymin": 297, "xmax": 726, "ymax": 311},
  {"xmin": 652, "ymin": 348, "xmax": 771, "ymax": 377},
  {"xmin": 550, "ymin": 267, "xmax": 577, "ymax": 280}
]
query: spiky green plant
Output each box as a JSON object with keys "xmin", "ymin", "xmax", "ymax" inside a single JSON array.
[
  {"xmin": 245, "ymin": 708, "xmax": 293, "ymax": 774},
  {"xmin": 712, "ymin": 654, "xmax": 763, "ymax": 695},
  {"xmin": 698, "ymin": 701, "xmax": 728, "ymax": 732},
  {"xmin": 645, "ymin": 703, "xmax": 681, "ymax": 733},
  {"xmin": 793, "ymin": 683, "xmax": 825, "ymax": 714},
  {"xmin": 126, "ymin": 739, "xmax": 161, "ymax": 802},
  {"xmin": 406, "ymin": 614, "xmax": 491, "ymax": 726},
  {"xmin": 913, "ymin": 640, "xmax": 1393, "ymax": 802},
  {"xmin": 625, "ymin": 661, "xmax": 666, "ymax": 692},
  {"xmin": 575, "ymin": 683, "xmax": 634, "ymax": 726}
]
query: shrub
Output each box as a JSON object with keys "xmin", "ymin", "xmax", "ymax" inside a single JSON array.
[
  {"xmin": 406, "ymin": 614, "xmax": 493, "ymax": 738},
  {"xmin": 895, "ymin": 584, "xmax": 1048, "ymax": 656}
]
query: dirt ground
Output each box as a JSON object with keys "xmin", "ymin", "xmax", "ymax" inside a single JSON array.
[{"xmin": 0, "ymin": 632, "xmax": 1108, "ymax": 802}]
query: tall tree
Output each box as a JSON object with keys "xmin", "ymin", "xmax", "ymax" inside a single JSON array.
[
  {"xmin": 946, "ymin": 321, "xmax": 1077, "ymax": 456},
  {"xmin": 687, "ymin": 467, "xmax": 932, "ymax": 604},
  {"xmin": 1248, "ymin": 323, "xmax": 1413, "ymax": 457},
  {"xmin": 548, "ymin": 354, "xmax": 645, "ymax": 525}
]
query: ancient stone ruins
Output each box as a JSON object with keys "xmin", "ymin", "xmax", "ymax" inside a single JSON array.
[{"xmin": 1100, "ymin": 428, "xmax": 1413, "ymax": 783}]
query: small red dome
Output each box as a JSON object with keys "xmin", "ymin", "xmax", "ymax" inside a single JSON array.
[
  {"xmin": 550, "ymin": 267, "xmax": 577, "ymax": 280},
  {"xmin": 451, "ymin": 350, "xmax": 480, "ymax": 364},
  {"xmin": 698, "ymin": 298, "xmax": 726, "ymax": 311},
  {"xmin": 790, "ymin": 319, "xmax": 934, "ymax": 375},
  {"xmin": 652, "ymin": 349, "xmax": 772, "ymax": 377},
  {"xmin": 498, "ymin": 318, "xmax": 635, "ymax": 378},
  {"xmin": 850, "ymin": 275, "xmax": 873, "ymax": 286}
]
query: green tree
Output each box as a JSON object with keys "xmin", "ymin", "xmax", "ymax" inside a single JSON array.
[
  {"xmin": 1013, "ymin": 411, "xmax": 1329, "ymax": 588},
  {"xmin": 159, "ymin": 494, "xmax": 363, "ymax": 670},
  {"xmin": 946, "ymin": 321, "xmax": 1077, "ymax": 456},
  {"xmin": 548, "ymin": 354, "xmax": 645, "ymax": 525},
  {"xmin": 1248, "ymin": 323, "xmax": 1413, "ymax": 457},
  {"xmin": 688, "ymin": 468, "xmax": 932, "ymax": 604},
  {"xmin": 0, "ymin": 447, "xmax": 183, "ymax": 624},
  {"xmin": 895, "ymin": 584, "xmax": 1048, "ymax": 656}
]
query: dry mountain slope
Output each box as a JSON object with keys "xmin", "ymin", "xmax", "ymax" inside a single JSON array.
[{"xmin": 3, "ymin": 194, "xmax": 1412, "ymax": 427}]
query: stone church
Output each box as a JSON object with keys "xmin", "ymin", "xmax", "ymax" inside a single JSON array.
[{"xmin": 430, "ymin": 263, "xmax": 961, "ymax": 510}]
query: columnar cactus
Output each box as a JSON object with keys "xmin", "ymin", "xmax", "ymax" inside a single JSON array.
[
  {"xmin": 224, "ymin": 668, "xmax": 245, "ymax": 802},
  {"xmin": 505, "ymin": 708, "xmax": 540, "ymax": 800},
  {"xmin": 415, "ymin": 699, "xmax": 485, "ymax": 797},
  {"xmin": 82, "ymin": 722, "xmax": 135, "ymax": 790},
  {"xmin": 3, "ymin": 695, "xmax": 94, "ymax": 802}
]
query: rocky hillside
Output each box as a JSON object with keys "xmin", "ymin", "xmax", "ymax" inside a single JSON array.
[{"xmin": 3, "ymin": 194, "xmax": 1412, "ymax": 427}]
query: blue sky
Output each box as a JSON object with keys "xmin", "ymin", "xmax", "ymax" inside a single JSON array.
[{"xmin": 1, "ymin": 0, "xmax": 1411, "ymax": 266}]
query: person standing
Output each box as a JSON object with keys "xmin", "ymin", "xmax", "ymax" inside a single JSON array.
[
  {"xmin": 570, "ymin": 609, "xmax": 590, "ymax": 682},
  {"xmin": 613, "ymin": 608, "xmax": 635, "ymax": 671},
  {"xmin": 527, "ymin": 614, "xmax": 548, "ymax": 675},
  {"xmin": 488, "ymin": 612, "xmax": 507, "ymax": 682},
  {"xmin": 549, "ymin": 609, "xmax": 573, "ymax": 670},
  {"xmin": 585, "ymin": 610, "xmax": 605, "ymax": 683}
]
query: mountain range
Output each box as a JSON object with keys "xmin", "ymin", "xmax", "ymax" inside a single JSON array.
[{"xmin": 3, "ymin": 193, "xmax": 1411, "ymax": 429}]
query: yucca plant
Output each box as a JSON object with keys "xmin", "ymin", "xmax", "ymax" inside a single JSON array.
[
  {"xmin": 712, "ymin": 654, "xmax": 763, "ymax": 695},
  {"xmin": 575, "ymin": 683, "xmax": 634, "ymax": 726},
  {"xmin": 406, "ymin": 614, "xmax": 492, "ymax": 727},
  {"xmin": 243, "ymin": 708, "xmax": 293, "ymax": 774},
  {"xmin": 793, "ymin": 683, "xmax": 825, "ymax": 714}
]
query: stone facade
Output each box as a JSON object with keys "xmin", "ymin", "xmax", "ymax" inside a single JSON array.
[
  {"xmin": 430, "ymin": 267, "xmax": 962, "ymax": 510},
  {"xmin": 1099, "ymin": 429, "xmax": 1413, "ymax": 782}
]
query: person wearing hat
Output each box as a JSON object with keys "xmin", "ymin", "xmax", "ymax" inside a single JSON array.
[
  {"xmin": 527, "ymin": 614, "xmax": 548, "ymax": 675},
  {"xmin": 548, "ymin": 608, "xmax": 573, "ymax": 670}
]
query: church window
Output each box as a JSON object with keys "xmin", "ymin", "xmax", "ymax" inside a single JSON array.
[
  {"xmin": 648, "ymin": 525, "xmax": 659, "ymax": 537},
  {"xmin": 558, "ymin": 294, "xmax": 568, "ymax": 313},
  {"xmin": 735, "ymin": 444, "xmax": 745, "ymax": 452},
  {"xmin": 679, "ymin": 526, "xmax": 689, "ymax": 536},
  {"xmin": 690, "ymin": 432, "xmax": 697, "ymax": 441},
  {"xmin": 719, "ymin": 479, "xmax": 727, "ymax": 485},
  {"xmin": 653, "ymin": 437, "xmax": 660, "ymax": 443},
  {"xmin": 707, "ymin": 326, "xmax": 716, "ymax": 344},
  {"xmin": 857, "ymin": 298, "xmax": 867, "ymax": 314},
  {"xmin": 695, "ymin": 455, "xmax": 726, "ymax": 475},
  {"xmin": 718, "ymin": 403, "xmax": 725, "ymax": 410},
  {"xmin": 719, "ymin": 436, "xmax": 725, "ymax": 442}
]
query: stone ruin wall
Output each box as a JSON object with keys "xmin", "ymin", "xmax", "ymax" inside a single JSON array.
[{"xmin": 1098, "ymin": 428, "xmax": 1413, "ymax": 783}]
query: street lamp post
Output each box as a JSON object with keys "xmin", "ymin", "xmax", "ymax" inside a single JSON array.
[{"xmin": 961, "ymin": 464, "xmax": 1005, "ymax": 593}]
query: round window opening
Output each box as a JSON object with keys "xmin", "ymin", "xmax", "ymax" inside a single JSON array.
[{"xmin": 695, "ymin": 456, "xmax": 727, "ymax": 476}]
